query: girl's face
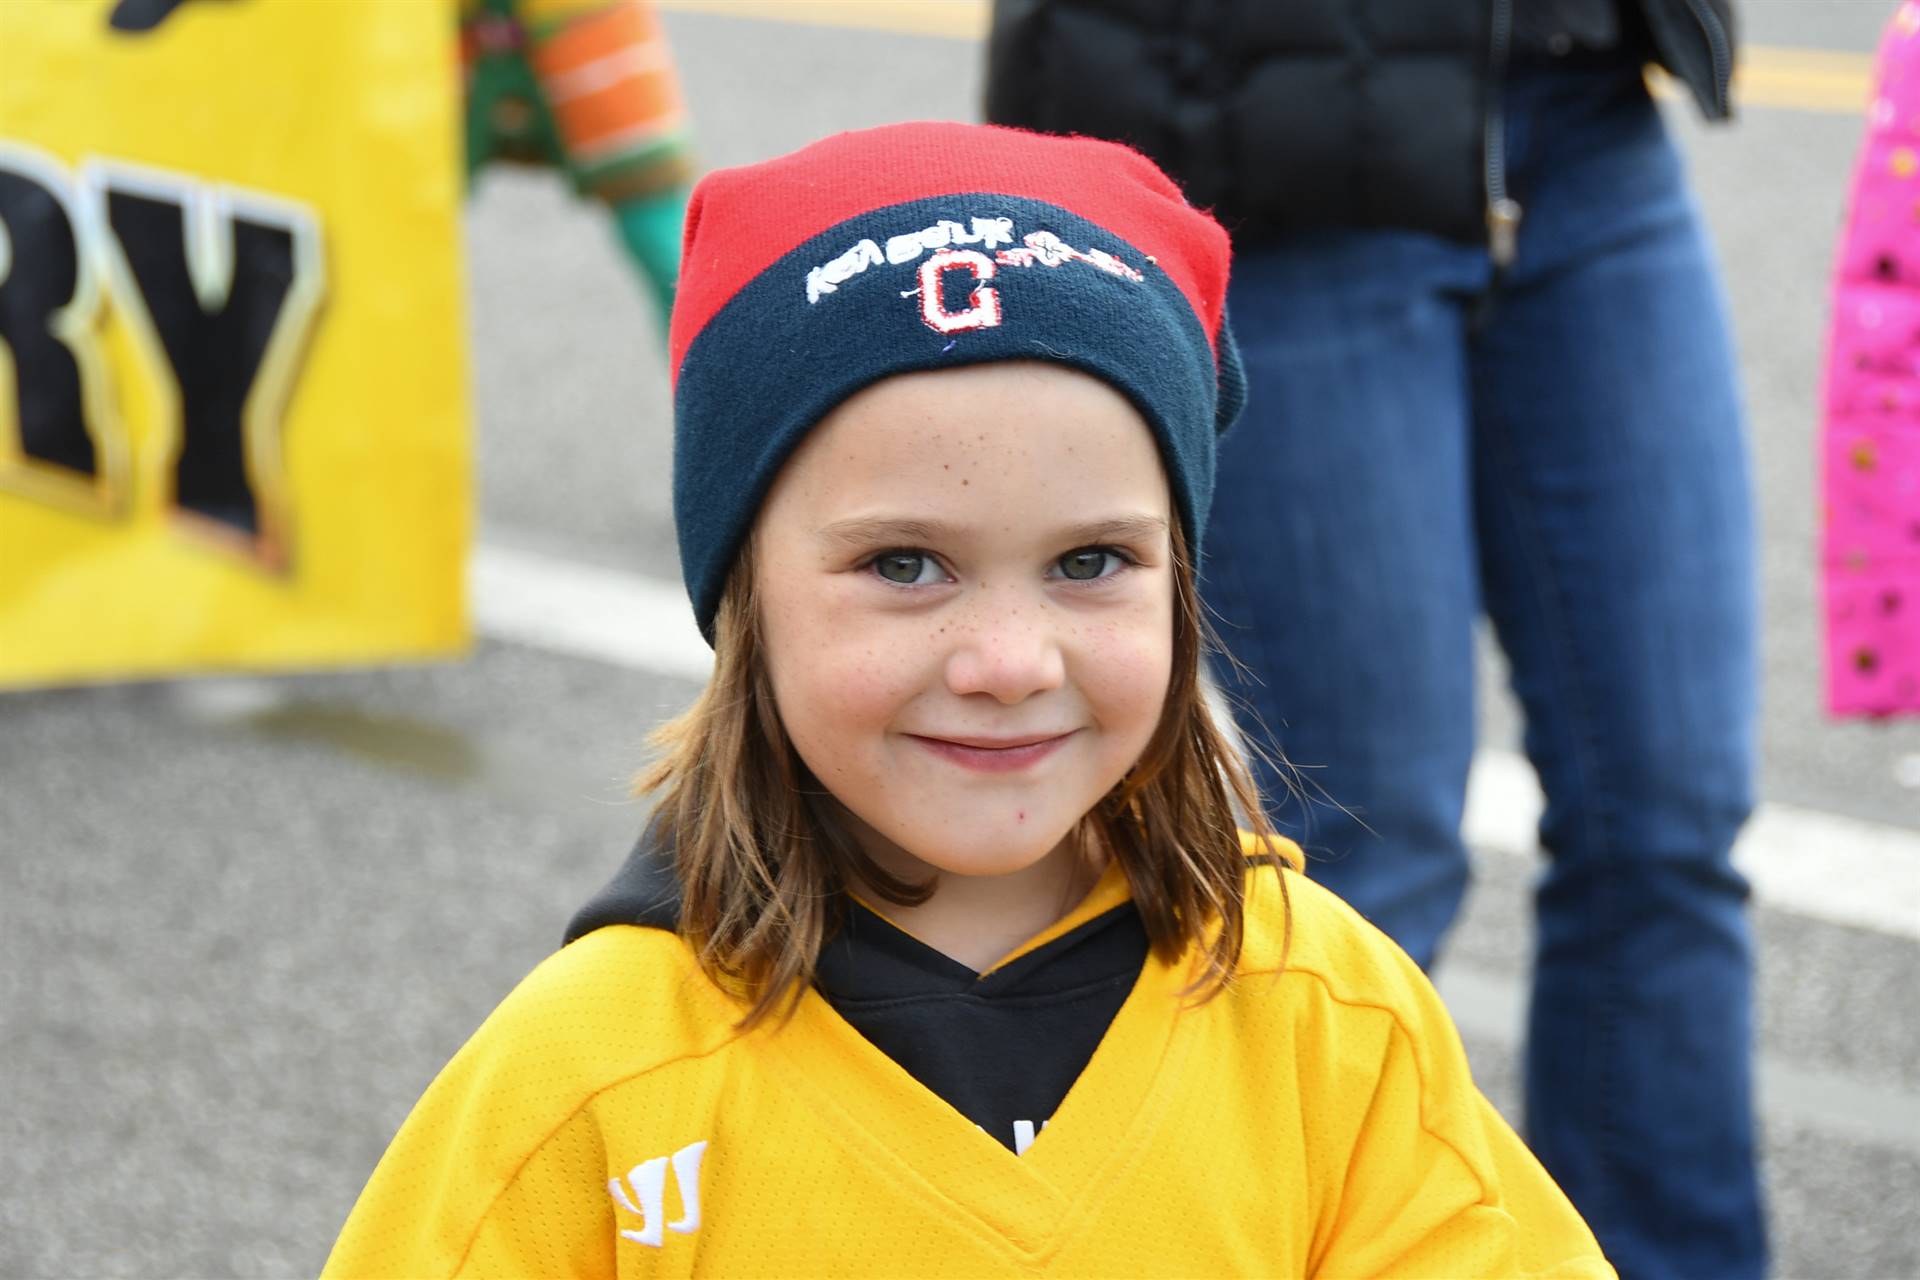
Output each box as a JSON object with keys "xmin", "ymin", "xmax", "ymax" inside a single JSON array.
[{"xmin": 755, "ymin": 362, "xmax": 1176, "ymax": 883}]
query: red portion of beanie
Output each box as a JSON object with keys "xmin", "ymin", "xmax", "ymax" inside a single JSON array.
[{"xmin": 667, "ymin": 121, "xmax": 1231, "ymax": 382}]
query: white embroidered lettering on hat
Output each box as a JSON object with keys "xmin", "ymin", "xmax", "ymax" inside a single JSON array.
[
  {"xmin": 805, "ymin": 218, "xmax": 1146, "ymax": 333},
  {"xmin": 885, "ymin": 216, "xmax": 1015, "ymax": 266},
  {"xmin": 995, "ymin": 230, "xmax": 1145, "ymax": 282},
  {"xmin": 808, "ymin": 216, "xmax": 1014, "ymax": 303}
]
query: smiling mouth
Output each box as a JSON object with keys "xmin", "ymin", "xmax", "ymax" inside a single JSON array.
[{"xmin": 905, "ymin": 731, "xmax": 1078, "ymax": 773}]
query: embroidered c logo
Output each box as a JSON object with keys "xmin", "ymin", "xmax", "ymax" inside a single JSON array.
[{"xmin": 918, "ymin": 249, "xmax": 1001, "ymax": 334}]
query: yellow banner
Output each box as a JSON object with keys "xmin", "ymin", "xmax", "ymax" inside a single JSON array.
[{"xmin": 0, "ymin": 0, "xmax": 470, "ymax": 687}]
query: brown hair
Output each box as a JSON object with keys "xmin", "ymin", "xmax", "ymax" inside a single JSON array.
[{"xmin": 636, "ymin": 518, "xmax": 1292, "ymax": 1027}]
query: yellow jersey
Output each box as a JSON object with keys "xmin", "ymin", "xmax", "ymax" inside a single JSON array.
[{"xmin": 323, "ymin": 859, "xmax": 1612, "ymax": 1278}]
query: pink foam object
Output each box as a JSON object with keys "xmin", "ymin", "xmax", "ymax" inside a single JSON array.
[{"xmin": 1822, "ymin": 2, "xmax": 1920, "ymax": 717}]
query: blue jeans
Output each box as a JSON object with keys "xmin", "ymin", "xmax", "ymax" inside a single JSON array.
[{"xmin": 1203, "ymin": 57, "xmax": 1765, "ymax": 1280}]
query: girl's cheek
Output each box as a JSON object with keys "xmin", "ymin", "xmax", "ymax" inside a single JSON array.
[
  {"xmin": 767, "ymin": 585, "xmax": 942, "ymax": 711},
  {"xmin": 800, "ymin": 643, "xmax": 925, "ymax": 718},
  {"xmin": 1082, "ymin": 608, "xmax": 1174, "ymax": 675},
  {"xmin": 1084, "ymin": 623, "xmax": 1175, "ymax": 723}
]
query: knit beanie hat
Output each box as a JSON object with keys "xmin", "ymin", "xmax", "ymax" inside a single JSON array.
[{"xmin": 668, "ymin": 120, "xmax": 1243, "ymax": 639}]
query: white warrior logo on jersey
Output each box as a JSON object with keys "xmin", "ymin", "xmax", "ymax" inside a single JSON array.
[{"xmin": 608, "ymin": 1139, "xmax": 707, "ymax": 1248}]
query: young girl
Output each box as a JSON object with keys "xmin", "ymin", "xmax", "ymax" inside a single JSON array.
[{"xmin": 323, "ymin": 122, "xmax": 1613, "ymax": 1279}]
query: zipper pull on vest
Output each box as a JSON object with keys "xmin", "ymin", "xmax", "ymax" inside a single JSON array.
[{"xmin": 1488, "ymin": 196, "xmax": 1525, "ymax": 268}]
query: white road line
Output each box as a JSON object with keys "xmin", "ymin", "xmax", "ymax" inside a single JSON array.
[
  {"xmin": 470, "ymin": 543, "xmax": 713, "ymax": 684},
  {"xmin": 1465, "ymin": 747, "xmax": 1920, "ymax": 941},
  {"xmin": 471, "ymin": 542, "xmax": 1920, "ymax": 941},
  {"xmin": 1436, "ymin": 964, "xmax": 1920, "ymax": 1147}
]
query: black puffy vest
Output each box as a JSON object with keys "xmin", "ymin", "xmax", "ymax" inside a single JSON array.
[{"xmin": 984, "ymin": 0, "xmax": 1736, "ymax": 248}]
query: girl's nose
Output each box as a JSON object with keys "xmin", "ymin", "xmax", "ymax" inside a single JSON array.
[{"xmin": 943, "ymin": 594, "xmax": 1066, "ymax": 705}]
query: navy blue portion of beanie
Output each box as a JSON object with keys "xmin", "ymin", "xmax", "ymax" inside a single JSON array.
[{"xmin": 674, "ymin": 194, "xmax": 1241, "ymax": 639}]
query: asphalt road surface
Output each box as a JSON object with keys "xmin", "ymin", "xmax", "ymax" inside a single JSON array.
[{"xmin": 4, "ymin": 3, "xmax": 1918, "ymax": 1277}]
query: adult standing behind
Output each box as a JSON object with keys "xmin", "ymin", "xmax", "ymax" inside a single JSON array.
[{"xmin": 987, "ymin": 3, "xmax": 1762, "ymax": 1278}]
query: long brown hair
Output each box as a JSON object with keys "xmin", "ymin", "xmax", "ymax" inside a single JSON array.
[{"xmin": 637, "ymin": 518, "xmax": 1292, "ymax": 1027}]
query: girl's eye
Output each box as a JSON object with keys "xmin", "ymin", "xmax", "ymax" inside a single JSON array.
[
  {"xmin": 871, "ymin": 552, "xmax": 945, "ymax": 585},
  {"xmin": 1054, "ymin": 547, "xmax": 1125, "ymax": 581}
]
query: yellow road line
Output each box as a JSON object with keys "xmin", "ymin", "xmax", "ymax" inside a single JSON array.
[
  {"xmin": 659, "ymin": 0, "xmax": 988, "ymax": 41},
  {"xmin": 660, "ymin": 1, "xmax": 1873, "ymax": 114},
  {"xmin": 1737, "ymin": 45, "xmax": 1872, "ymax": 114}
]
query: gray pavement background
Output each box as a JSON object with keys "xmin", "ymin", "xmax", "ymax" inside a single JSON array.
[{"xmin": 3, "ymin": 3, "xmax": 1919, "ymax": 1277}]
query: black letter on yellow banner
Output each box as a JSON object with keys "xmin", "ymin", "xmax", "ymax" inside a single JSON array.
[
  {"xmin": 98, "ymin": 173, "xmax": 324, "ymax": 561},
  {"xmin": 0, "ymin": 165, "xmax": 95, "ymax": 478}
]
